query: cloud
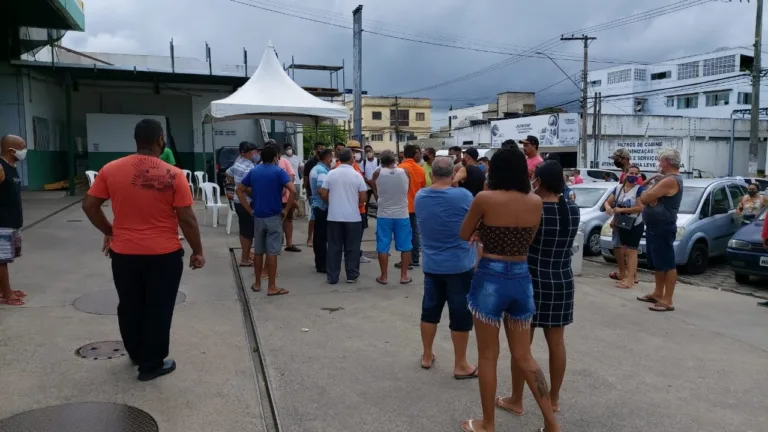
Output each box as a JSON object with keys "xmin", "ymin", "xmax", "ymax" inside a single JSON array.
[{"xmin": 61, "ymin": 0, "xmax": 760, "ymax": 126}]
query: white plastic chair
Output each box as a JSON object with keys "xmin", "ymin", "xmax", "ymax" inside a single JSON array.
[
  {"xmin": 201, "ymin": 182, "xmax": 227, "ymax": 227},
  {"xmin": 85, "ymin": 170, "xmax": 98, "ymax": 187},
  {"xmin": 181, "ymin": 169, "xmax": 194, "ymax": 197},
  {"xmin": 225, "ymin": 198, "xmax": 236, "ymax": 235},
  {"xmin": 193, "ymin": 171, "xmax": 207, "ymax": 200}
]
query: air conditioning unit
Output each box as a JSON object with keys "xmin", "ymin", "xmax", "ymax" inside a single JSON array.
[{"xmin": 633, "ymin": 98, "xmax": 646, "ymax": 113}]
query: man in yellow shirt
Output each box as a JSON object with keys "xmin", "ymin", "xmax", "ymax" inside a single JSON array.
[{"xmin": 422, "ymin": 147, "xmax": 435, "ymax": 187}]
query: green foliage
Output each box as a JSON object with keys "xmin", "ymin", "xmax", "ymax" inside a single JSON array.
[{"xmin": 303, "ymin": 124, "xmax": 348, "ymax": 155}]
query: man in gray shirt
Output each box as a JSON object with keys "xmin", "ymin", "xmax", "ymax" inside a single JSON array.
[{"xmin": 371, "ymin": 150, "xmax": 412, "ymax": 284}]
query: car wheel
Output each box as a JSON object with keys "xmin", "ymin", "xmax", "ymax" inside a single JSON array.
[
  {"xmin": 685, "ymin": 242, "xmax": 709, "ymax": 275},
  {"xmin": 734, "ymin": 273, "xmax": 750, "ymax": 284},
  {"xmin": 586, "ymin": 229, "xmax": 601, "ymax": 256}
]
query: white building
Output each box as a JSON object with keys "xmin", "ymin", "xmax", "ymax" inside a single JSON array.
[
  {"xmin": 588, "ymin": 47, "xmax": 762, "ymax": 118},
  {"xmin": 447, "ymin": 104, "xmax": 496, "ymax": 132}
]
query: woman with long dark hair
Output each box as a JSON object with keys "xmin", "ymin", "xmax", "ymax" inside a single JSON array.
[
  {"xmin": 496, "ymin": 160, "xmax": 579, "ymax": 419},
  {"xmin": 459, "ymin": 147, "xmax": 560, "ymax": 432}
]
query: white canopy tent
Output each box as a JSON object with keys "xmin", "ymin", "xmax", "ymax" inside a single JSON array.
[{"xmin": 201, "ymin": 42, "xmax": 349, "ymax": 182}]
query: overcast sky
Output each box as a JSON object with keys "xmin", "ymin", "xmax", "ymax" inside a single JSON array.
[{"xmin": 63, "ymin": 0, "xmax": 759, "ymax": 128}]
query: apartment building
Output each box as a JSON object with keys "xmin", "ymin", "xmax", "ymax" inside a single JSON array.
[
  {"xmin": 588, "ymin": 47, "xmax": 761, "ymax": 118},
  {"xmin": 345, "ymin": 96, "xmax": 432, "ymax": 151}
]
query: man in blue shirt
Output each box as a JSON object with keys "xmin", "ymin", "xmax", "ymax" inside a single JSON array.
[
  {"xmin": 308, "ymin": 149, "xmax": 333, "ymax": 273},
  {"xmin": 414, "ymin": 156, "xmax": 477, "ymax": 379},
  {"xmin": 236, "ymin": 145, "xmax": 294, "ymax": 296}
]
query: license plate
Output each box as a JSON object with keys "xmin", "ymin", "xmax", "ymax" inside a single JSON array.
[{"xmin": 761, "ymin": 256, "xmax": 768, "ymax": 267}]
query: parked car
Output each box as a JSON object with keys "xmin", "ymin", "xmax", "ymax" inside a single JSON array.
[
  {"xmin": 207, "ymin": 146, "xmax": 240, "ymax": 190},
  {"xmin": 573, "ymin": 183, "xmax": 616, "ymax": 256},
  {"xmin": 600, "ymin": 178, "xmax": 749, "ymax": 274},
  {"xmin": 726, "ymin": 208, "xmax": 768, "ymax": 283}
]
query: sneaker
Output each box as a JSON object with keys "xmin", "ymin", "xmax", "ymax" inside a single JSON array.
[
  {"xmin": 360, "ymin": 255, "xmax": 372, "ymax": 263},
  {"xmin": 394, "ymin": 262, "xmax": 414, "ymax": 270},
  {"xmin": 347, "ymin": 277, "xmax": 358, "ymax": 283},
  {"xmin": 138, "ymin": 359, "xmax": 176, "ymax": 382}
]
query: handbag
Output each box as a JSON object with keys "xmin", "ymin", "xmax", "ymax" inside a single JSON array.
[{"xmin": 615, "ymin": 214, "xmax": 635, "ymax": 230}]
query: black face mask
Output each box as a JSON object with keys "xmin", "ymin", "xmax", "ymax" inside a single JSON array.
[
  {"xmin": 748, "ymin": 190, "xmax": 759, "ymax": 197},
  {"xmin": 613, "ymin": 159, "xmax": 623, "ymax": 169}
]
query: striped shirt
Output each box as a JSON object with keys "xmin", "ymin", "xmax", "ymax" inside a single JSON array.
[{"xmin": 226, "ymin": 156, "xmax": 255, "ymax": 203}]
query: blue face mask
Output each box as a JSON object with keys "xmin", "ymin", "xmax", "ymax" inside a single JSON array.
[
  {"xmin": 251, "ymin": 153, "xmax": 261, "ymax": 164},
  {"xmin": 478, "ymin": 163, "xmax": 486, "ymax": 172},
  {"xmin": 626, "ymin": 175, "xmax": 638, "ymax": 184}
]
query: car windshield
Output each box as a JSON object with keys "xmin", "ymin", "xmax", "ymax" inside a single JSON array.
[
  {"xmin": 679, "ymin": 186, "xmax": 706, "ymax": 214},
  {"xmin": 574, "ymin": 188, "xmax": 608, "ymax": 208},
  {"xmin": 218, "ymin": 148, "xmax": 239, "ymax": 165}
]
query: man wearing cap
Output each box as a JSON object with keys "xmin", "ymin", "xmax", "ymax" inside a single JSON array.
[
  {"xmin": 226, "ymin": 141, "xmax": 260, "ymax": 266},
  {"xmin": 519, "ymin": 135, "xmax": 544, "ymax": 179},
  {"xmin": 610, "ymin": 148, "xmax": 644, "ymax": 185}
]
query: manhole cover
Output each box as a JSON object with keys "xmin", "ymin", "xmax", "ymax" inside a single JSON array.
[
  {"xmin": 75, "ymin": 341, "xmax": 127, "ymax": 360},
  {"xmin": 0, "ymin": 402, "xmax": 158, "ymax": 432},
  {"xmin": 73, "ymin": 290, "xmax": 186, "ymax": 315}
]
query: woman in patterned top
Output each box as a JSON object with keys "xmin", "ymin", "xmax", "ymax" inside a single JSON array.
[{"xmin": 497, "ymin": 160, "xmax": 580, "ymax": 417}]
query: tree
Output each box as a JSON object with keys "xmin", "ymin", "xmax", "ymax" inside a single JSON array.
[{"xmin": 302, "ymin": 123, "xmax": 348, "ymax": 156}]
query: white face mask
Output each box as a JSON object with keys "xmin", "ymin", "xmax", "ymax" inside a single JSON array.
[
  {"xmin": 354, "ymin": 152, "xmax": 362, "ymax": 162},
  {"xmin": 285, "ymin": 149, "xmax": 293, "ymax": 156},
  {"xmin": 11, "ymin": 148, "xmax": 27, "ymax": 161}
]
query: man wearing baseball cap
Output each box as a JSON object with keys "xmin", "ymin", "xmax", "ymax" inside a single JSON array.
[
  {"xmin": 519, "ymin": 135, "xmax": 543, "ymax": 179},
  {"xmin": 609, "ymin": 148, "xmax": 643, "ymax": 185}
]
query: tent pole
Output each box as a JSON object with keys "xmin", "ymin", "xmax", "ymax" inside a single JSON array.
[
  {"xmin": 201, "ymin": 120, "xmax": 206, "ymax": 175},
  {"xmin": 211, "ymin": 120, "xmax": 217, "ymax": 185}
]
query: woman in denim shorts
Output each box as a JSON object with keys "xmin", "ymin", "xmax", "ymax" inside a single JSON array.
[{"xmin": 459, "ymin": 147, "xmax": 559, "ymax": 432}]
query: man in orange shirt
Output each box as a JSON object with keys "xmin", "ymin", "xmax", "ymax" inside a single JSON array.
[
  {"xmin": 396, "ymin": 144, "xmax": 426, "ymax": 268},
  {"xmin": 82, "ymin": 119, "xmax": 204, "ymax": 382}
]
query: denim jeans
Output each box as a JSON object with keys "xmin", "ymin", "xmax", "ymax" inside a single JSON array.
[{"xmin": 467, "ymin": 258, "xmax": 535, "ymax": 328}]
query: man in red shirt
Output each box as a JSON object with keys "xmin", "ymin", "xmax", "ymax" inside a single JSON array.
[
  {"xmin": 572, "ymin": 168, "xmax": 584, "ymax": 184},
  {"xmin": 396, "ymin": 144, "xmax": 427, "ymax": 268},
  {"xmin": 82, "ymin": 119, "xmax": 204, "ymax": 382},
  {"xmin": 611, "ymin": 148, "xmax": 644, "ymax": 185},
  {"xmin": 519, "ymin": 135, "xmax": 544, "ymax": 179}
]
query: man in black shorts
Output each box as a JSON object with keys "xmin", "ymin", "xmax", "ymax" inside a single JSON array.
[{"xmin": 226, "ymin": 141, "xmax": 260, "ymax": 266}]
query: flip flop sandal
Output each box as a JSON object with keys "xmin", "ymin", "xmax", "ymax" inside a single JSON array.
[
  {"xmin": 494, "ymin": 396, "xmax": 525, "ymax": 416},
  {"xmin": 461, "ymin": 419, "xmax": 481, "ymax": 432},
  {"xmin": 636, "ymin": 294, "xmax": 658, "ymax": 303},
  {"xmin": 262, "ymin": 273, "xmax": 280, "ymax": 279},
  {"xmin": 285, "ymin": 245, "xmax": 301, "ymax": 252},
  {"xmin": 649, "ymin": 303, "xmax": 675, "ymax": 312},
  {"xmin": 400, "ymin": 277, "xmax": 413, "ymax": 285},
  {"xmin": 239, "ymin": 260, "xmax": 254, "ymax": 267},
  {"xmin": 0, "ymin": 297, "xmax": 25, "ymax": 306},
  {"xmin": 420, "ymin": 354, "xmax": 435, "ymax": 369},
  {"xmin": 454, "ymin": 367, "xmax": 479, "ymax": 380},
  {"xmin": 13, "ymin": 290, "xmax": 27, "ymax": 298},
  {"xmin": 251, "ymin": 283, "xmax": 261, "ymax": 292},
  {"xmin": 609, "ymin": 271, "xmax": 621, "ymax": 280},
  {"xmin": 375, "ymin": 277, "xmax": 388, "ymax": 285},
  {"xmin": 267, "ymin": 288, "xmax": 289, "ymax": 296}
]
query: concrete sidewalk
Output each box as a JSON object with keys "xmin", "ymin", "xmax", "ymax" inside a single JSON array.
[
  {"xmin": 241, "ymin": 219, "xmax": 768, "ymax": 432},
  {"xmin": 0, "ymin": 203, "xmax": 265, "ymax": 431}
]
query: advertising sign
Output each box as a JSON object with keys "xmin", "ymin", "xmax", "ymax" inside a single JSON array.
[
  {"xmin": 490, "ymin": 113, "xmax": 579, "ymax": 148},
  {"xmin": 595, "ymin": 138, "xmax": 689, "ymax": 171}
]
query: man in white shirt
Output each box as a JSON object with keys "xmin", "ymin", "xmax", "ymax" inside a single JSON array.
[
  {"xmin": 319, "ymin": 148, "xmax": 368, "ymax": 284},
  {"xmin": 282, "ymin": 143, "xmax": 303, "ymax": 194}
]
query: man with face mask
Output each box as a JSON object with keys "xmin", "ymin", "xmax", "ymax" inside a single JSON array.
[
  {"xmin": 637, "ymin": 148, "xmax": 683, "ymax": 313},
  {"xmin": 422, "ymin": 147, "xmax": 436, "ymax": 187},
  {"xmin": 609, "ymin": 148, "xmax": 643, "ymax": 185},
  {"xmin": 82, "ymin": 119, "xmax": 205, "ymax": 381},
  {"xmin": 0, "ymin": 135, "xmax": 27, "ymax": 306},
  {"xmin": 333, "ymin": 140, "xmax": 371, "ymax": 263},
  {"xmin": 282, "ymin": 143, "xmax": 303, "ymax": 194},
  {"xmin": 362, "ymin": 144, "xmax": 379, "ymax": 223},
  {"xmin": 303, "ymin": 142, "xmax": 326, "ymax": 247},
  {"xmin": 226, "ymin": 141, "xmax": 260, "ymax": 266}
]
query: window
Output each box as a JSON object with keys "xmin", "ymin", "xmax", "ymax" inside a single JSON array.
[
  {"xmin": 651, "ymin": 71, "xmax": 672, "ymax": 81},
  {"xmin": 705, "ymin": 91, "xmax": 730, "ymax": 107},
  {"xmin": 711, "ymin": 186, "xmax": 731, "ymax": 215},
  {"xmin": 607, "ymin": 69, "xmax": 631, "ymax": 85},
  {"xmin": 634, "ymin": 69, "xmax": 647, "ymax": 81},
  {"xmin": 389, "ymin": 109, "xmax": 409, "ymax": 127},
  {"xmin": 738, "ymin": 92, "xmax": 752, "ymax": 105},
  {"xmin": 372, "ymin": 111, "xmax": 382, "ymax": 120},
  {"xmin": 703, "ymin": 55, "xmax": 736, "ymax": 77},
  {"xmin": 677, "ymin": 61, "xmax": 700, "ymax": 80},
  {"xmin": 370, "ymin": 133, "xmax": 383, "ymax": 142},
  {"xmin": 677, "ymin": 95, "xmax": 698, "ymax": 109},
  {"xmin": 415, "ymin": 112, "xmax": 426, "ymax": 122},
  {"xmin": 589, "ymin": 79, "xmax": 602, "ymax": 87},
  {"xmin": 213, "ymin": 130, "xmax": 236, "ymax": 136},
  {"xmin": 727, "ymin": 183, "xmax": 746, "ymax": 206},
  {"xmin": 665, "ymin": 97, "xmax": 675, "ymax": 108}
]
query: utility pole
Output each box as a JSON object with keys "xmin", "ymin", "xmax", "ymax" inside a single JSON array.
[
  {"xmin": 352, "ymin": 5, "xmax": 363, "ymax": 143},
  {"xmin": 394, "ymin": 96, "xmax": 401, "ymax": 157},
  {"xmin": 592, "ymin": 92, "xmax": 598, "ymax": 168},
  {"xmin": 561, "ymin": 35, "xmax": 596, "ymax": 168},
  {"xmin": 751, "ymin": 0, "xmax": 763, "ymax": 152}
]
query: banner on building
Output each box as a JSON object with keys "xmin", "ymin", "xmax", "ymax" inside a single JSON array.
[
  {"xmin": 490, "ymin": 113, "xmax": 579, "ymax": 148},
  {"xmin": 595, "ymin": 138, "xmax": 689, "ymax": 171}
]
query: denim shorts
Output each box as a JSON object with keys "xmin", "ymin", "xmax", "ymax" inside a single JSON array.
[
  {"xmin": 467, "ymin": 258, "xmax": 535, "ymax": 328},
  {"xmin": 421, "ymin": 270, "xmax": 474, "ymax": 332},
  {"xmin": 375, "ymin": 217, "xmax": 412, "ymax": 254},
  {"xmin": 645, "ymin": 223, "xmax": 677, "ymax": 272}
]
